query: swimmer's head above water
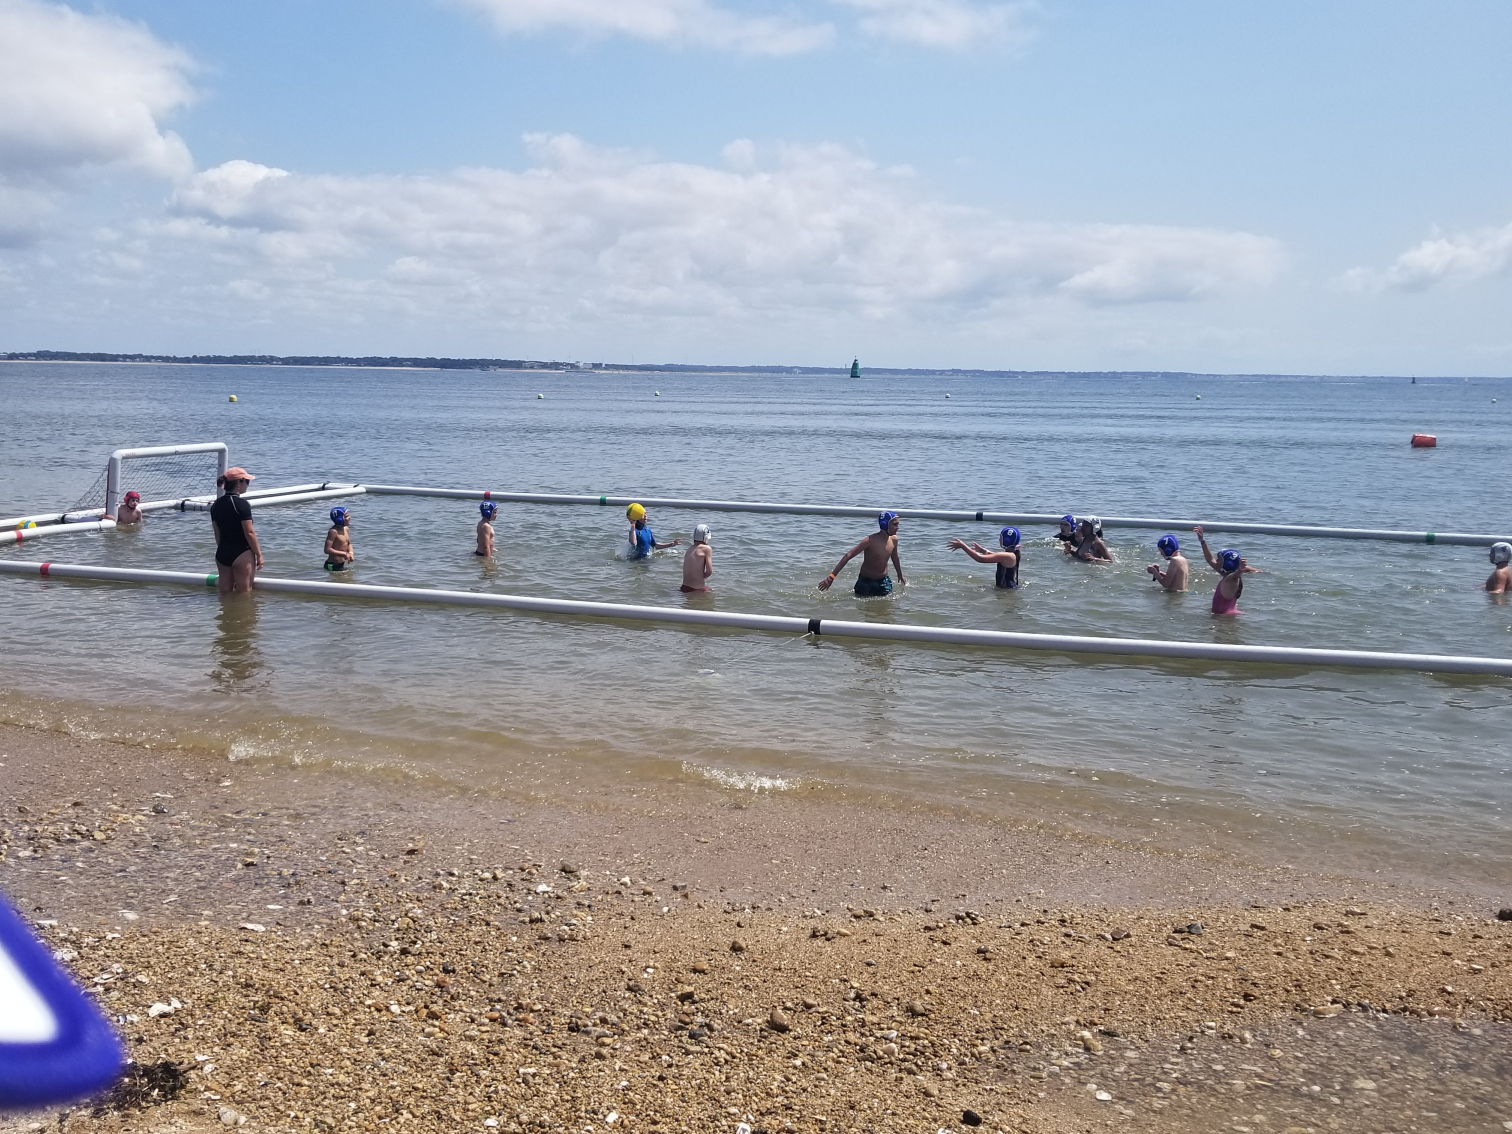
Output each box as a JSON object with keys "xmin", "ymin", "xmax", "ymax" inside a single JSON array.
[
  {"xmin": 1218, "ymin": 548, "xmax": 1243, "ymax": 574},
  {"xmin": 626, "ymin": 503, "xmax": 646, "ymax": 522},
  {"xmin": 693, "ymin": 523, "xmax": 712, "ymax": 545},
  {"xmin": 1157, "ymin": 534, "xmax": 1179, "ymax": 556},
  {"xmin": 1492, "ymin": 542, "xmax": 1512, "ymax": 567},
  {"xmin": 479, "ymin": 501, "xmax": 497, "ymax": 520},
  {"xmin": 123, "ymin": 490, "xmax": 140, "ymax": 504},
  {"xmin": 999, "ymin": 526, "xmax": 1020, "ymax": 549},
  {"xmin": 329, "ymin": 506, "xmax": 349, "ymax": 527},
  {"xmin": 879, "ymin": 510, "xmax": 900, "ymax": 533}
]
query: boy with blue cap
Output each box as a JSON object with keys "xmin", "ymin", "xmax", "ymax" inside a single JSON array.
[
  {"xmin": 476, "ymin": 501, "xmax": 497, "ymax": 558},
  {"xmin": 324, "ymin": 506, "xmax": 355, "ymax": 571},
  {"xmin": 819, "ymin": 510, "xmax": 906, "ymax": 597},
  {"xmin": 1146, "ymin": 533, "xmax": 1188, "ymax": 591}
]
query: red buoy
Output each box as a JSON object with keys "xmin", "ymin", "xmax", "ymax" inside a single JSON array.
[{"xmin": 1411, "ymin": 433, "xmax": 1437, "ymax": 448}]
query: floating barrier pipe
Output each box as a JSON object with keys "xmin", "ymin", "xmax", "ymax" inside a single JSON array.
[
  {"xmin": 174, "ymin": 486, "xmax": 367, "ymax": 512},
  {"xmin": 0, "ymin": 483, "xmax": 359, "ymax": 529},
  {"xmin": 361, "ymin": 485, "xmax": 1509, "ymax": 548},
  {"xmin": 4, "ymin": 559, "xmax": 1511, "ymax": 678},
  {"xmin": 0, "ymin": 520, "xmax": 115, "ymax": 547}
]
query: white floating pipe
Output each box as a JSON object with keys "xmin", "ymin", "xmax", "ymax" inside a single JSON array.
[
  {"xmin": 4, "ymin": 559, "xmax": 1511, "ymax": 678},
  {"xmin": 0, "ymin": 482, "xmax": 351, "ymax": 530},
  {"xmin": 173, "ymin": 486, "xmax": 367, "ymax": 512},
  {"xmin": 0, "ymin": 520, "xmax": 115, "ymax": 547},
  {"xmin": 362, "ymin": 485, "xmax": 1509, "ymax": 548}
]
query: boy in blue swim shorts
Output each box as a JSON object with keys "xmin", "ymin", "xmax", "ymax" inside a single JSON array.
[{"xmin": 818, "ymin": 510, "xmax": 906, "ymax": 597}]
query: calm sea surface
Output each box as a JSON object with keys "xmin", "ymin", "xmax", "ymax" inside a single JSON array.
[{"xmin": 2, "ymin": 363, "xmax": 1510, "ymax": 888}]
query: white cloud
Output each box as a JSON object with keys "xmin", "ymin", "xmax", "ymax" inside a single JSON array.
[
  {"xmin": 833, "ymin": 0, "xmax": 1031, "ymax": 50},
  {"xmin": 137, "ymin": 135, "xmax": 1278, "ymax": 338},
  {"xmin": 0, "ymin": 0, "xmax": 194, "ymax": 185},
  {"xmin": 1342, "ymin": 222, "xmax": 1512, "ymax": 292},
  {"xmin": 448, "ymin": 0, "xmax": 833, "ymax": 55}
]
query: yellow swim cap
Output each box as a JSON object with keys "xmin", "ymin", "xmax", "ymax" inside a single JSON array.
[{"xmin": 626, "ymin": 503, "xmax": 646, "ymax": 521}]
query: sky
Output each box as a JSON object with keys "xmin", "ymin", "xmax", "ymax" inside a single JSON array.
[{"xmin": 1, "ymin": 0, "xmax": 1511, "ymax": 373}]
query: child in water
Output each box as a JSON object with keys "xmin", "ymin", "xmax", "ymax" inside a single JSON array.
[
  {"xmin": 1068, "ymin": 517, "xmax": 1113, "ymax": 563},
  {"xmin": 115, "ymin": 490, "xmax": 143, "ymax": 525},
  {"xmin": 819, "ymin": 510, "xmax": 906, "ymax": 596},
  {"xmin": 1194, "ymin": 525, "xmax": 1253, "ymax": 614},
  {"xmin": 1146, "ymin": 533, "xmax": 1188, "ymax": 591},
  {"xmin": 1487, "ymin": 542, "xmax": 1512, "ymax": 594},
  {"xmin": 1055, "ymin": 514, "xmax": 1078, "ymax": 550},
  {"xmin": 476, "ymin": 502, "xmax": 496, "ymax": 558},
  {"xmin": 681, "ymin": 524, "xmax": 714, "ymax": 592},
  {"xmin": 624, "ymin": 503, "xmax": 681, "ymax": 560},
  {"xmin": 324, "ymin": 507, "xmax": 355, "ymax": 570},
  {"xmin": 947, "ymin": 526, "xmax": 1022, "ymax": 589}
]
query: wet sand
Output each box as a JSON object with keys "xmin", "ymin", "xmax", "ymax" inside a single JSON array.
[{"xmin": 1, "ymin": 723, "xmax": 1510, "ymax": 1133}]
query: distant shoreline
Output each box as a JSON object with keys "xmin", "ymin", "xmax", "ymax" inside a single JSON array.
[{"xmin": 0, "ymin": 352, "xmax": 1473, "ymax": 381}]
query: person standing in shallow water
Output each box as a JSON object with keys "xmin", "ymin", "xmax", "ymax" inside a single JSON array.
[
  {"xmin": 209, "ymin": 467, "xmax": 262, "ymax": 595},
  {"xmin": 1487, "ymin": 542, "xmax": 1512, "ymax": 594},
  {"xmin": 1147, "ymin": 533, "xmax": 1188, "ymax": 592},
  {"xmin": 947, "ymin": 526, "xmax": 1022, "ymax": 589},
  {"xmin": 819, "ymin": 510, "xmax": 906, "ymax": 597},
  {"xmin": 1194, "ymin": 525, "xmax": 1253, "ymax": 615}
]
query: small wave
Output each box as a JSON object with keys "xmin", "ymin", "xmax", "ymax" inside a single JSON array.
[{"xmin": 683, "ymin": 762, "xmax": 796, "ymax": 792}]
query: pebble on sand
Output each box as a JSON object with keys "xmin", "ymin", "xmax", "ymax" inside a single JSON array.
[
  {"xmin": 961, "ymin": 1109, "xmax": 982, "ymax": 1126},
  {"xmin": 767, "ymin": 1009, "xmax": 791, "ymax": 1033}
]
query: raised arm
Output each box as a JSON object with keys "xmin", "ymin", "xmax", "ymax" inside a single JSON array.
[{"xmin": 1193, "ymin": 526, "xmax": 1221, "ymax": 571}]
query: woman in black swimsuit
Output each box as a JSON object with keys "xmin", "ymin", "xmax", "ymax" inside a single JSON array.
[
  {"xmin": 209, "ymin": 466, "xmax": 263, "ymax": 594},
  {"xmin": 947, "ymin": 526, "xmax": 1022, "ymax": 589}
]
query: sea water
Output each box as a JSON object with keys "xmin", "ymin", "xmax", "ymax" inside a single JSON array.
[{"xmin": 1, "ymin": 363, "xmax": 1509, "ymax": 889}]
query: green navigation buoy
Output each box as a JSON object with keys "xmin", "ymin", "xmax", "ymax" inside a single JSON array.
[{"xmin": 850, "ymin": 358, "xmax": 860, "ymax": 379}]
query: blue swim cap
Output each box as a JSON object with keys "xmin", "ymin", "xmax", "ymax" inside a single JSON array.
[
  {"xmin": 1219, "ymin": 548, "xmax": 1243, "ymax": 573},
  {"xmin": 999, "ymin": 526, "xmax": 1021, "ymax": 549},
  {"xmin": 480, "ymin": 501, "xmax": 497, "ymax": 519},
  {"xmin": 879, "ymin": 510, "xmax": 899, "ymax": 531},
  {"xmin": 1061, "ymin": 514, "xmax": 1076, "ymax": 528},
  {"xmin": 329, "ymin": 506, "xmax": 348, "ymax": 527},
  {"xmin": 1157, "ymin": 534, "xmax": 1179, "ymax": 555}
]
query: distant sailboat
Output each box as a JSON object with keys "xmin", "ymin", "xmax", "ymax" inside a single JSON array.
[{"xmin": 850, "ymin": 358, "xmax": 860, "ymax": 379}]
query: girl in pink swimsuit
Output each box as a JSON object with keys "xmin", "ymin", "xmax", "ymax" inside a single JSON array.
[{"xmin": 1194, "ymin": 526, "xmax": 1246, "ymax": 615}]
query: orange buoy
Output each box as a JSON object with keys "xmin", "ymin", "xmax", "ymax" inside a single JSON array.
[{"xmin": 1410, "ymin": 433, "xmax": 1437, "ymax": 448}]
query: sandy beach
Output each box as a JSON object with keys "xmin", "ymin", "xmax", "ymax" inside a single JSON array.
[{"xmin": 1, "ymin": 722, "xmax": 1509, "ymax": 1134}]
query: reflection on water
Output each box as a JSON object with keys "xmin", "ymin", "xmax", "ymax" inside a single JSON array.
[{"xmin": 212, "ymin": 595, "xmax": 265, "ymax": 692}]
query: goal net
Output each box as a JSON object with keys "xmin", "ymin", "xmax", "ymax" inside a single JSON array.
[{"xmin": 67, "ymin": 443, "xmax": 230, "ymax": 518}]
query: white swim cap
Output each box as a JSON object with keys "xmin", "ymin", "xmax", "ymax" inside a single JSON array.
[
  {"xmin": 693, "ymin": 523, "xmax": 711, "ymax": 545},
  {"xmin": 1492, "ymin": 542, "xmax": 1512, "ymax": 566}
]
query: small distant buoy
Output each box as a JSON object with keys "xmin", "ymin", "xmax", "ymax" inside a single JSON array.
[
  {"xmin": 1410, "ymin": 433, "xmax": 1437, "ymax": 448},
  {"xmin": 654, "ymin": 391, "xmax": 661, "ymax": 397},
  {"xmin": 537, "ymin": 393, "xmax": 544, "ymax": 399},
  {"xmin": 1195, "ymin": 394, "xmax": 1201, "ymax": 400},
  {"xmin": 944, "ymin": 393, "xmax": 951, "ymax": 399},
  {"xmin": 228, "ymin": 394, "xmax": 237, "ymax": 402},
  {"xmin": 1493, "ymin": 398, "xmax": 1498, "ymax": 403}
]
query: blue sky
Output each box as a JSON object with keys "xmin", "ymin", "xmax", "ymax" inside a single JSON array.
[{"xmin": 2, "ymin": 0, "xmax": 1511, "ymax": 372}]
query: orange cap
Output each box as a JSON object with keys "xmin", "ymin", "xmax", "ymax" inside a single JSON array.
[{"xmin": 220, "ymin": 466, "xmax": 256, "ymax": 483}]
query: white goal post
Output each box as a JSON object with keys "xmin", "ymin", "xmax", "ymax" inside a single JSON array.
[{"xmin": 105, "ymin": 442, "xmax": 229, "ymax": 519}]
